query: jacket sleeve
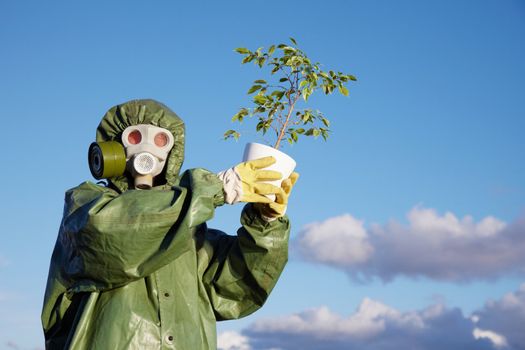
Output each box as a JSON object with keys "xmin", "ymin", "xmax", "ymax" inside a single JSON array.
[
  {"xmin": 198, "ymin": 204, "xmax": 291, "ymax": 320},
  {"xmin": 56, "ymin": 168, "xmax": 224, "ymax": 292}
]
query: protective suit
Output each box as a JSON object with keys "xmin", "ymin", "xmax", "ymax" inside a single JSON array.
[{"xmin": 41, "ymin": 99, "xmax": 291, "ymax": 349}]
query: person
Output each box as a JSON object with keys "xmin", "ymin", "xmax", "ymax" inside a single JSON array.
[{"xmin": 41, "ymin": 99, "xmax": 298, "ymax": 349}]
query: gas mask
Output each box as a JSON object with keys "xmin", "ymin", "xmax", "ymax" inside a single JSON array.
[{"xmin": 88, "ymin": 124, "xmax": 175, "ymax": 189}]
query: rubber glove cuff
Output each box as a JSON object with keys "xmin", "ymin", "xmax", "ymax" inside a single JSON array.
[{"xmin": 217, "ymin": 167, "xmax": 243, "ymax": 204}]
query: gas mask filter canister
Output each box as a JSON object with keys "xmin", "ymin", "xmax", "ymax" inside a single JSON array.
[{"xmin": 88, "ymin": 141, "xmax": 127, "ymax": 180}]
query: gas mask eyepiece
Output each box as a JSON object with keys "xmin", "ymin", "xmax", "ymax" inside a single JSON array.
[{"xmin": 88, "ymin": 124, "xmax": 174, "ymax": 189}]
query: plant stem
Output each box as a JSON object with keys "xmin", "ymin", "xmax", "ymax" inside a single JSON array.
[{"xmin": 274, "ymin": 94, "xmax": 300, "ymax": 149}]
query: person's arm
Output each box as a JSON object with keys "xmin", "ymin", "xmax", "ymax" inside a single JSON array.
[
  {"xmin": 198, "ymin": 204, "xmax": 291, "ymax": 320},
  {"xmin": 56, "ymin": 168, "xmax": 224, "ymax": 292}
]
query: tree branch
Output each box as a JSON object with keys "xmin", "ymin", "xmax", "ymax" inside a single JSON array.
[{"xmin": 274, "ymin": 93, "xmax": 301, "ymax": 149}]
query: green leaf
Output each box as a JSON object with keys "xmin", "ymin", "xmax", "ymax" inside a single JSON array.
[
  {"xmin": 257, "ymin": 57, "xmax": 266, "ymax": 67},
  {"xmin": 224, "ymin": 129, "xmax": 240, "ymax": 140},
  {"xmin": 263, "ymin": 119, "xmax": 273, "ymax": 133},
  {"xmin": 299, "ymin": 80, "xmax": 308, "ymax": 89},
  {"xmin": 302, "ymin": 89, "xmax": 308, "ymax": 101},
  {"xmin": 279, "ymin": 77, "xmax": 288, "ymax": 82},
  {"xmin": 302, "ymin": 87, "xmax": 312, "ymax": 101},
  {"xmin": 320, "ymin": 128, "xmax": 329, "ymax": 141},
  {"xmin": 254, "ymin": 79, "xmax": 267, "ymax": 84},
  {"xmin": 268, "ymin": 45, "xmax": 276, "ymax": 55},
  {"xmin": 254, "ymin": 95, "xmax": 267, "ymax": 105},
  {"xmin": 338, "ymin": 85, "xmax": 349, "ymax": 96},
  {"xmin": 235, "ymin": 47, "xmax": 250, "ymax": 54},
  {"xmin": 290, "ymin": 37, "xmax": 298, "ymax": 45},
  {"xmin": 248, "ymin": 85, "xmax": 262, "ymax": 94},
  {"xmin": 296, "ymin": 128, "xmax": 305, "ymax": 134},
  {"xmin": 301, "ymin": 111, "xmax": 313, "ymax": 123},
  {"xmin": 242, "ymin": 55, "xmax": 254, "ymax": 64},
  {"xmin": 348, "ymin": 74, "xmax": 357, "ymax": 81},
  {"xmin": 232, "ymin": 108, "xmax": 249, "ymax": 122},
  {"xmin": 321, "ymin": 117, "xmax": 330, "ymax": 127},
  {"xmin": 256, "ymin": 120, "xmax": 269, "ymax": 134},
  {"xmin": 271, "ymin": 90, "xmax": 285, "ymax": 100},
  {"xmin": 283, "ymin": 46, "xmax": 296, "ymax": 55}
]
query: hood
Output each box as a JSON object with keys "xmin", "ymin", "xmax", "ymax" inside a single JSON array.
[{"xmin": 95, "ymin": 99, "xmax": 185, "ymax": 192}]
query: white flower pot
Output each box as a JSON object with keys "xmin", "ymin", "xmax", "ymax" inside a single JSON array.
[{"xmin": 243, "ymin": 142, "xmax": 296, "ymax": 199}]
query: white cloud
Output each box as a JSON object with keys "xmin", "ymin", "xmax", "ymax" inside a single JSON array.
[
  {"xmin": 473, "ymin": 328, "xmax": 508, "ymax": 349},
  {"xmin": 296, "ymin": 215, "xmax": 374, "ymax": 266},
  {"xmin": 295, "ymin": 207, "xmax": 525, "ymax": 282},
  {"xmin": 474, "ymin": 283, "xmax": 525, "ymax": 349},
  {"xmin": 217, "ymin": 331, "xmax": 251, "ymax": 350},
  {"xmin": 243, "ymin": 298, "xmax": 496, "ymax": 350},
  {"xmin": 236, "ymin": 284, "xmax": 525, "ymax": 350},
  {"xmin": 252, "ymin": 299, "xmax": 424, "ymax": 341}
]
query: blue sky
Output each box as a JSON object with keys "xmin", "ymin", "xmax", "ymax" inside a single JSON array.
[{"xmin": 1, "ymin": 1, "xmax": 524, "ymax": 349}]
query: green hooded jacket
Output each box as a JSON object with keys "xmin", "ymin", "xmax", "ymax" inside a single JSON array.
[{"xmin": 41, "ymin": 99, "xmax": 291, "ymax": 349}]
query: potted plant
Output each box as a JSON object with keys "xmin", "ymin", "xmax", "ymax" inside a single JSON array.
[{"xmin": 224, "ymin": 38, "xmax": 356, "ymax": 185}]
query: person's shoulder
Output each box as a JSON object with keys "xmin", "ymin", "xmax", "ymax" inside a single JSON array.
[{"xmin": 65, "ymin": 181, "xmax": 118, "ymax": 196}]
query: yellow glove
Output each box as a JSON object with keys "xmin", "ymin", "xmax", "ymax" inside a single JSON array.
[
  {"xmin": 217, "ymin": 156, "xmax": 283, "ymax": 204},
  {"xmin": 255, "ymin": 172, "xmax": 299, "ymax": 220}
]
